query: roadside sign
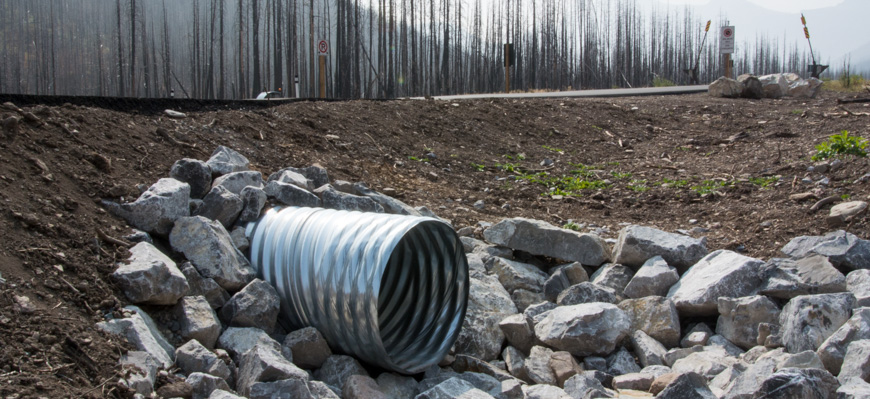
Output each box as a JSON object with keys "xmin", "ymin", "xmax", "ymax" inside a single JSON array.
[
  {"xmin": 720, "ymin": 26, "xmax": 735, "ymax": 54},
  {"xmin": 318, "ymin": 40, "xmax": 329, "ymax": 55}
]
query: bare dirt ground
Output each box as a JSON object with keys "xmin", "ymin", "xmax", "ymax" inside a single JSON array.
[{"xmin": 1, "ymin": 90, "xmax": 869, "ymax": 397}]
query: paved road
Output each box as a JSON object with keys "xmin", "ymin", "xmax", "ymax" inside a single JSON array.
[{"xmin": 413, "ymin": 85, "xmax": 709, "ymax": 100}]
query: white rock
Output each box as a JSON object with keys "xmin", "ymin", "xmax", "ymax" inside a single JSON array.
[
  {"xmin": 206, "ymin": 146, "xmax": 249, "ymax": 177},
  {"xmin": 716, "ymin": 295, "xmax": 781, "ymax": 350},
  {"xmin": 488, "ymin": 257, "xmax": 548, "ymax": 293},
  {"xmin": 618, "ymin": 296, "xmax": 681, "ymax": 348},
  {"xmin": 612, "ymin": 225, "xmax": 707, "ymax": 273},
  {"xmin": 817, "ymin": 308, "xmax": 870, "ymax": 375},
  {"xmin": 847, "ymin": 270, "xmax": 870, "ymax": 307},
  {"xmin": 708, "ymin": 77, "xmax": 744, "ymax": 98},
  {"xmin": 534, "ymin": 303, "xmax": 631, "ymax": 357},
  {"xmin": 838, "ymin": 379, "xmax": 870, "ymax": 399},
  {"xmin": 113, "ymin": 242, "xmax": 189, "ymax": 305},
  {"xmin": 521, "ymin": 384, "xmax": 571, "ymax": 399},
  {"xmin": 758, "ymin": 74, "xmax": 789, "ymax": 98},
  {"xmin": 760, "ymin": 255, "xmax": 847, "ymax": 300},
  {"xmin": 523, "ymin": 346, "xmax": 557, "ymax": 385},
  {"xmin": 667, "ymin": 250, "xmax": 765, "ymax": 317},
  {"xmin": 780, "ymin": 293, "xmax": 855, "ymax": 353},
  {"xmin": 623, "ymin": 256, "xmax": 680, "ymax": 299},
  {"xmin": 828, "ymin": 201, "xmax": 868, "ymax": 226}
]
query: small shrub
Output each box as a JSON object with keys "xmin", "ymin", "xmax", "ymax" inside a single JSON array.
[
  {"xmin": 652, "ymin": 76, "xmax": 676, "ymax": 87},
  {"xmin": 470, "ymin": 162, "xmax": 485, "ymax": 172},
  {"xmin": 496, "ymin": 162, "xmax": 520, "ymax": 173},
  {"xmin": 812, "ymin": 130, "xmax": 868, "ymax": 161},
  {"xmin": 563, "ymin": 221, "xmax": 581, "ymax": 231},
  {"xmin": 611, "ymin": 171, "xmax": 632, "ymax": 180}
]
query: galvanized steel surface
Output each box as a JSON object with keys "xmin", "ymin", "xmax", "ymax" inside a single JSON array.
[{"xmin": 245, "ymin": 207, "xmax": 469, "ymax": 373}]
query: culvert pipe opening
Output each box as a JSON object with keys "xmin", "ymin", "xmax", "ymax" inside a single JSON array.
[{"xmin": 245, "ymin": 207, "xmax": 470, "ymax": 374}]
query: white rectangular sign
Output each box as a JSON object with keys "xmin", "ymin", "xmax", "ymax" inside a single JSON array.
[{"xmin": 720, "ymin": 26, "xmax": 735, "ymax": 54}]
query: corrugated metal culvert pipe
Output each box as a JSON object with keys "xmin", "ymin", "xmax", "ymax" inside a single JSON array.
[{"xmin": 245, "ymin": 207, "xmax": 469, "ymax": 374}]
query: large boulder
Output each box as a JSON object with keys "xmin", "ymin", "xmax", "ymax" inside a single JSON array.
[
  {"xmin": 817, "ymin": 308, "xmax": 870, "ymax": 375},
  {"xmin": 708, "ymin": 77, "xmax": 744, "ymax": 98},
  {"xmin": 483, "ymin": 218, "xmax": 609, "ymax": 265},
  {"xmin": 781, "ymin": 230, "xmax": 870, "ymax": 272},
  {"xmin": 113, "ymin": 242, "xmax": 189, "ymax": 305},
  {"xmin": 455, "ymin": 275, "xmax": 517, "ymax": 361},
  {"xmin": 667, "ymin": 250, "xmax": 765, "ymax": 317},
  {"xmin": 757, "ymin": 367, "xmax": 839, "ymax": 398},
  {"xmin": 623, "ymin": 256, "xmax": 680, "ymax": 298},
  {"xmin": 737, "ymin": 74, "xmax": 764, "ymax": 99},
  {"xmin": 716, "ymin": 295, "xmax": 781, "ymax": 350},
  {"xmin": 170, "ymin": 216, "xmax": 256, "ymax": 292},
  {"xmin": 534, "ymin": 303, "xmax": 631, "ymax": 357},
  {"xmin": 612, "ymin": 225, "xmax": 707, "ymax": 273},
  {"xmin": 789, "ymin": 77, "xmax": 824, "ymax": 99},
  {"xmin": 760, "ymin": 255, "xmax": 847, "ymax": 299},
  {"xmin": 759, "ymin": 73, "xmax": 789, "ymax": 98},
  {"xmin": 103, "ymin": 178, "xmax": 191, "ymax": 236},
  {"xmin": 780, "ymin": 293, "xmax": 855, "ymax": 353},
  {"xmin": 618, "ymin": 296, "xmax": 681, "ymax": 348}
]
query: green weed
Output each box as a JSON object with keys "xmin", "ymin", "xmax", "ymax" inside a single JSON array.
[
  {"xmin": 628, "ymin": 179, "xmax": 650, "ymax": 192},
  {"xmin": 749, "ymin": 176, "xmax": 780, "ymax": 189},
  {"xmin": 812, "ymin": 130, "xmax": 868, "ymax": 161},
  {"xmin": 563, "ymin": 221, "xmax": 582, "ymax": 231},
  {"xmin": 470, "ymin": 162, "xmax": 485, "ymax": 172},
  {"xmin": 542, "ymin": 145, "xmax": 564, "ymax": 154},
  {"xmin": 661, "ymin": 178, "xmax": 689, "ymax": 188},
  {"xmin": 691, "ymin": 179, "xmax": 734, "ymax": 195}
]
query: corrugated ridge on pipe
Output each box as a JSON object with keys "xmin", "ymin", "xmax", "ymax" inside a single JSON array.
[{"xmin": 245, "ymin": 206, "xmax": 469, "ymax": 374}]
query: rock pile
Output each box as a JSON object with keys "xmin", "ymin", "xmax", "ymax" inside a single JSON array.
[
  {"xmin": 708, "ymin": 73, "xmax": 823, "ymax": 99},
  {"xmin": 101, "ymin": 145, "xmax": 870, "ymax": 398}
]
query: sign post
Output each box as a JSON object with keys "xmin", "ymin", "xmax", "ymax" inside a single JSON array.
[
  {"xmin": 720, "ymin": 26, "xmax": 735, "ymax": 79},
  {"xmin": 318, "ymin": 40, "xmax": 329, "ymax": 98},
  {"xmin": 801, "ymin": 14, "xmax": 828, "ymax": 78}
]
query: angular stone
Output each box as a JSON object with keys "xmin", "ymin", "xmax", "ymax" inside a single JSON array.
[
  {"xmin": 211, "ymin": 171, "xmax": 263, "ymax": 196},
  {"xmin": 709, "ymin": 335, "xmax": 745, "ymax": 357},
  {"xmin": 484, "ymin": 217, "xmax": 610, "ymax": 265},
  {"xmin": 664, "ymin": 346, "xmax": 703, "ymax": 368},
  {"xmin": 780, "ymin": 293, "xmax": 855, "ymax": 353},
  {"xmin": 104, "ymin": 178, "xmax": 191, "ymax": 236},
  {"xmin": 119, "ymin": 351, "xmax": 159, "ymax": 395},
  {"xmin": 97, "ymin": 306, "xmax": 175, "ymax": 368},
  {"xmin": 500, "ymin": 379, "xmax": 523, "ymax": 399},
  {"xmin": 219, "ymin": 279, "xmax": 280, "ymax": 334},
  {"xmin": 612, "ymin": 372, "xmax": 656, "ymax": 391},
  {"xmin": 522, "ymin": 384, "xmax": 571, "ymax": 399},
  {"xmin": 314, "ymin": 184, "xmax": 384, "ymax": 213},
  {"xmin": 681, "ymin": 323, "xmax": 713, "ymax": 348},
  {"xmin": 237, "ymin": 343, "xmax": 308, "ymax": 396},
  {"xmin": 612, "ymin": 225, "xmax": 708, "ymax": 273},
  {"xmin": 757, "ymin": 367, "xmax": 839, "ymax": 398},
  {"xmin": 556, "ymin": 282, "xmax": 619, "ymax": 306},
  {"xmin": 760, "ymin": 256, "xmax": 847, "ymax": 300},
  {"xmin": 650, "ymin": 373, "xmax": 680, "ymax": 395},
  {"xmin": 667, "ymin": 250, "xmax": 765, "ymax": 317},
  {"xmin": 176, "ymin": 296, "xmax": 221, "ymax": 349},
  {"xmin": 307, "ymin": 381, "xmax": 341, "ymax": 399},
  {"xmin": 265, "ymin": 180, "xmax": 322, "ymax": 207},
  {"xmin": 759, "ymin": 74, "xmax": 789, "ymax": 98},
  {"xmin": 238, "ymin": 186, "xmax": 267, "ymax": 223},
  {"xmin": 737, "ymin": 74, "xmax": 764, "ymax": 99},
  {"xmin": 488, "ymin": 257, "xmax": 547, "ymax": 294},
  {"xmin": 543, "ymin": 263, "xmax": 589, "ymax": 302},
  {"xmin": 534, "ymin": 303, "xmax": 631, "ymax": 357},
  {"xmin": 415, "ymin": 377, "xmax": 494, "ymax": 399},
  {"xmin": 206, "ymin": 146, "xmax": 249, "ymax": 177},
  {"xmin": 268, "ymin": 169, "xmax": 312, "ymax": 190},
  {"xmin": 839, "ymin": 339, "xmax": 870, "ymax": 384},
  {"xmin": 510, "ymin": 289, "xmax": 545, "ymax": 313},
  {"xmin": 549, "ymin": 350, "xmax": 583, "ymax": 388},
  {"xmin": 171, "ymin": 158, "xmax": 212, "ymax": 199},
  {"xmin": 718, "ymin": 357, "xmax": 775, "ymax": 399},
  {"xmin": 708, "ymin": 77, "xmax": 744, "ymax": 98},
  {"xmin": 847, "ymin": 270, "xmax": 870, "ymax": 307},
  {"xmin": 524, "ymin": 345, "xmax": 557, "ymax": 385},
  {"xmin": 282, "ymin": 327, "xmax": 332, "ymax": 369},
  {"xmin": 249, "ymin": 378, "xmax": 314, "ymax": 399},
  {"xmin": 781, "ymin": 230, "xmax": 870, "ymax": 272},
  {"xmin": 187, "ymin": 372, "xmax": 231, "ymax": 399},
  {"xmin": 563, "ymin": 373, "xmax": 614, "ymax": 399},
  {"xmin": 450, "ymin": 355, "xmax": 519, "ymax": 383},
  {"xmin": 194, "ymin": 185, "xmax": 243, "ymax": 228},
  {"xmin": 455, "ymin": 372, "xmax": 502, "ymax": 398},
  {"xmin": 230, "ymin": 226, "xmax": 249, "ymax": 251},
  {"xmin": 272, "ymin": 165, "xmax": 329, "ymax": 189},
  {"xmin": 828, "ymin": 201, "xmax": 868, "ymax": 226},
  {"xmin": 343, "ymin": 375, "xmax": 387, "ymax": 399},
  {"xmin": 671, "ymin": 346, "xmax": 737, "ymax": 379},
  {"xmin": 584, "ymin": 357, "xmax": 607, "ymax": 372},
  {"xmin": 631, "ymin": 330, "xmax": 667, "ymax": 367},
  {"xmin": 498, "ymin": 314, "xmax": 534, "ymax": 355},
  {"xmin": 376, "ymin": 373, "xmax": 419, "ymax": 399},
  {"xmin": 589, "ymin": 263, "xmax": 634, "ymax": 294},
  {"xmin": 523, "ymin": 302, "xmax": 557, "ymax": 329},
  {"xmin": 176, "ymin": 340, "xmax": 233, "ymax": 384},
  {"xmin": 656, "ymin": 372, "xmax": 716, "ymax": 399},
  {"xmin": 839, "ymin": 380, "xmax": 870, "ymax": 399},
  {"xmin": 353, "ymin": 182, "xmax": 422, "ymax": 216},
  {"xmin": 170, "ymin": 216, "xmax": 256, "ymax": 291},
  {"xmin": 217, "ymin": 327, "xmax": 281, "ymax": 363},
  {"xmin": 113, "ymin": 242, "xmax": 189, "ymax": 305},
  {"xmin": 462, "ymin": 238, "xmax": 513, "ymax": 260},
  {"xmin": 716, "ymin": 295, "xmax": 781, "ymax": 350},
  {"xmin": 618, "ymin": 296, "xmax": 681, "ymax": 348},
  {"xmin": 455, "ymin": 275, "xmax": 517, "ymax": 361},
  {"xmin": 180, "ymin": 262, "xmax": 230, "ymax": 309},
  {"xmin": 314, "ymin": 355, "xmax": 369, "ymax": 392},
  {"xmin": 623, "ymin": 256, "xmax": 680, "ymax": 299},
  {"xmin": 606, "ymin": 346, "xmax": 641, "ymax": 376}
]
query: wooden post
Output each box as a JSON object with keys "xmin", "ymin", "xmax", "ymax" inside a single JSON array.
[
  {"xmin": 319, "ymin": 55, "xmax": 327, "ymax": 98},
  {"xmin": 724, "ymin": 54, "xmax": 732, "ymax": 79},
  {"xmin": 504, "ymin": 43, "xmax": 511, "ymax": 93}
]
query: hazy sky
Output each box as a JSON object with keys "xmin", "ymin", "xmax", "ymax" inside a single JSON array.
[{"xmin": 665, "ymin": 0, "xmax": 845, "ymax": 13}]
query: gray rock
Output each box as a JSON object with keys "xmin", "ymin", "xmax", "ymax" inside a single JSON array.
[
  {"xmin": 498, "ymin": 314, "xmax": 534, "ymax": 355},
  {"xmin": 307, "ymin": 380, "xmax": 341, "ymax": 399},
  {"xmin": 194, "ymin": 186, "xmax": 243, "ymax": 228},
  {"xmin": 238, "ymin": 186, "xmax": 267, "ymax": 223},
  {"xmin": 839, "ymin": 339, "xmax": 870, "ymax": 385},
  {"xmin": 170, "ymin": 216, "xmax": 256, "ymax": 291},
  {"xmin": 556, "ymin": 282, "xmax": 619, "ymax": 306},
  {"xmin": 511, "ymin": 289, "xmax": 545, "ymax": 313},
  {"xmin": 589, "ymin": 263, "xmax": 634, "ymax": 294},
  {"xmin": 522, "ymin": 384, "xmax": 571, "ymax": 399},
  {"xmin": 606, "ymin": 346, "xmax": 641, "ymax": 376},
  {"xmin": 208, "ymin": 390, "xmax": 245, "ymax": 399},
  {"xmin": 534, "ymin": 303, "xmax": 631, "ymax": 357},
  {"xmin": 415, "ymin": 377, "xmax": 495, "ymax": 399},
  {"xmin": 268, "ymin": 169, "xmax": 312, "ymax": 190},
  {"xmin": 667, "ymin": 250, "xmax": 765, "ymax": 317},
  {"xmin": 119, "ymin": 351, "xmax": 159, "ymax": 395},
  {"xmin": 782, "ymin": 230, "xmax": 870, "ymax": 272},
  {"xmin": 176, "ymin": 296, "xmax": 222, "ymax": 349},
  {"xmin": 488, "ymin": 257, "xmax": 548, "ymax": 293},
  {"xmin": 612, "ymin": 225, "xmax": 708, "ymax": 273},
  {"xmin": 817, "ymin": 308, "xmax": 870, "ymax": 375},
  {"xmin": 771, "ymin": 350, "xmax": 826, "ymax": 370},
  {"xmin": 314, "ymin": 355, "xmax": 369, "ymax": 391},
  {"xmin": 220, "ymin": 279, "xmax": 280, "ymax": 334},
  {"xmin": 847, "ymin": 270, "xmax": 870, "ymax": 307},
  {"xmin": 523, "ymin": 302, "xmax": 557, "ymax": 329},
  {"xmin": 656, "ymin": 372, "xmax": 717, "ymax": 399},
  {"xmin": 524, "ymin": 345, "xmax": 557, "ymax": 385},
  {"xmin": 455, "ymin": 275, "xmax": 517, "ymax": 361},
  {"xmin": 838, "ymin": 380, "xmax": 870, "ymax": 399},
  {"xmin": 757, "ymin": 367, "xmax": 839, "ymax": 398},
  {"xmin": 97, "ymin": 306, "xmax": 175, "ymax": 368},
  {"xmin": 230, "ymin": 226, "xmax": 249, "ymax": 252},
  {"xmin": 549, "ymin": 350, "xmax": 583, "ymax": 388},
  {"xmin": 483, "ymin": 218, "xmax": 610, "ymax": 265},
  {"xmin": 618, "ymin": 296, "xmax": 681, "ymax": 348},
  {"xmin": 500, "ymin": 379, "xmax": 523, "ymax": 399},
  {"xmin": 758, "ymin": 74, "xmax": 789, "ymax": 98},
  {"xmin": 176, "ymin": 340, "xmax": 233, "ymax": 385},
  {"xmin": 631, "ymin": 330, "xmax": 667, "ymax": 367},
  {"xmin": 343, "ymin": 375, "xmax": 388, "ymax": 399},
  {"xmin": 180, "ymin": 262, "xmax": 230, "ymax": 309},
  {"xmin": 761, "ymin": 256, "xmax": 847, "ymax": 299},
  {"xmin": 584, "ymin": 357, "xmax": 607, "ymax": 372},
  {"xmin": 113, "ymin": 242, "xmax": 189, "ymax": 305},
  {"xmin": 171, "ymin": 158, "xmax": 213, "ymax": 199},
  {"xmin": 462, "ymin": 238, "xmax": 513, "ymax": 260},
  {"xmin": 780, "ymin": 293, "xmax": 855, "ymax": 353},
  {"xmin": 282, "ymin": 327, "xmax": 332, "ymax": 369},
  {"xmin": 716, "ymin": 295, "xmax": 781, "ymax": 350},
  {"xmin": 664, "ymin": 346, "xmax": 703, "ymax": 368},
  {"xmin": 237, "ymin": 343, "xmax": 308, "ymax": 396},
  {"xmin": 272, "ymin": 165, "xmax": 329, "ymax": 189},
  {"xmin": 563, "ymin": 373, "xmax": 614, "ymax": 399},
  {"xmin": 737, "ymin": 74, "xmax": 764, "ymax": 99},
  {"xmin": 709, "ymin": 334, "xmax": 746, "ymax": 357},
  {"xmin": 249, "ymin": 378, "xmax": 314, "ymax": 399},
  {"xmin": 623, "ymin": 256, "xmax": 680, "ymax": 299},
  {"xmin": 212, "ymin": 171, "xmax": 263, "ymax": 195},
  {"xmin": 708, "ymin": 77, "xmax": 744, "ymax": 98},
  {"xmin": 353, "ymin": 182, "xmax": 422, "ymax": 216},
  {"xmin": 314, "ymin": 184, "xmax": 385, "ymax": 213},
  {"xmin": 217, "ymin": 327, "xmax": 281, "ymax": 363},
  {"xmin": 671, "ymin": 347, "xmax": 737, "ymax": 379},
  {"xmin": 543, "ymin": 263, "xmax": 589, "ymax": 302},
  {"xmin": 332, "ymin": 180, "xmax": 357, "ymax": 194},
  {"xmin": 450, "ymin": 355, "xmax": 519, "ymax": 383},
  {"xmin": 206, "ymin": 146, "xmax": 249, "ymax": 177},
  {"xmin": 377, "ymin": 373, "xmax": 419, "ymax": 399},
  {"xmin": 456, "ymin": 372, "xmax": 502, "ymax": 398},
  {"xmin": 719, "ymin": 357, "xmax": 774, "ymax": 399},
  {"xmin": 103, "ymin": 178, "xmax": 191, "ymax": 236},
  {"xmin": 681, "ymin": 323, "xmax": 713, "ymax": 348},
  {"xmin": 612, "ymin": 372, "xmax": 657, "ymax": 391},
  {"xmin": 827, "ymin": 201, "xmax": 868, "ymax": 227},
  {"xmin": 265, "ymin": 180, "xmax": 322, "ymax": 207},
  {"xmin": 187, "ymin": 372, "xmax": 231, "ymax": 399}
]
